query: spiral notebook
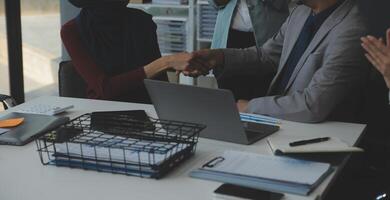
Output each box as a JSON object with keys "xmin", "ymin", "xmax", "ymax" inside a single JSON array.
[{"xmin": 267, "ymin": 136, "xmax": 363, "ymax": 155}]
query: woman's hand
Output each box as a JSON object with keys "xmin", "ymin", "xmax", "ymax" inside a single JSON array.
[
  {"xmin": 163, "ymin": 49, "xmax": 225, "ymax": 78},
  {"xmin": 144, "ymin": 52, "xmax": 194, "ymax": 78},
  {"xmin": 361, "ymin": 29, "xmax": 390, "ymax": 88},
  {"xmin": 166, "ymin": 52, "xmax": 208, "ymax": 76}
]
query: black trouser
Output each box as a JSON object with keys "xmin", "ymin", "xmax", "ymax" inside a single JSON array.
[{"xmin": 216, "ymin": 29, "xmax": 274, "ymax": 100}]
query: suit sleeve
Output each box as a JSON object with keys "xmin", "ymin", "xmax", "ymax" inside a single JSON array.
[
  {"xmin": 216, "ymin": 11, "xmax": 288, "ymax": 78},
  {"xmin": 265, "ymin": 0, "xmax": 291, "ymax": 11},
  {"xmin": 246, "ymin": 20, "xmax": 369, "ymax": 123},
  {"xmin": 61, "ymin": 20, "xmax": 147, "ymax": 100}
]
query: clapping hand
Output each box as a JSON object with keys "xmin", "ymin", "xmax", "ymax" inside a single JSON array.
[{"xmin": 361, "ymin": 29, "xmax": 390, "ymax": 88}]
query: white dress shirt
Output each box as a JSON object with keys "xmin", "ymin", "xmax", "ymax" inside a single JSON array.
[{"xmin": 231, "ymin": 0, "xmax": 254, "ymax": 32}]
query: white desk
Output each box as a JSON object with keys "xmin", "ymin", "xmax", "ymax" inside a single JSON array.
[{"xmin": 0, "ymin": 96, "xmax": 366, "ymax": 200}]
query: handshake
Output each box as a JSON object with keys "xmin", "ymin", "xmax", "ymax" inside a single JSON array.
[
  {"xmin": 165, "ymin": 49, "xmax": 225, "ymax": 77},
  {"xmin": 156, "ymin": 48, "xmax": 250, "ymax": 112}
]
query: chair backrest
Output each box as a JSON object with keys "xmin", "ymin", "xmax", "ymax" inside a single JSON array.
[
  {"xmin": 357, "ymin": 67, "xmax": 390, "ymax": 171},
  {"xmin": 358, "ymin": 68, "xmax": 389, "ymax": 123},
  {"xmin": 0, "ymin": 94, "xmax": 17, "ymax": 111},
  {"xmin": 58, "ymin": 61, "xmax": 86, "ymax": 98}
]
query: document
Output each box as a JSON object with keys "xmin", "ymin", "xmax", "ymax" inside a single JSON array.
[
  {"xmin": 190, "ymin": 151, "xmax": 332, "ymax": 195},
  {"xmin": 240, "ymin": 113, "xmax": 281, "ymax": 126},
  {"xmin": 53, "ymin": 130, "xmax": 189, "ymax": 165},
  {"xmin": 52, "ymin": 132, "xmax": 191, "ymax": 177},
  {"xmin": 55, "ymin": 142, "xmax": 173, "ymax": 164},
  {"xmin": 267, "ymin": 136, "xmax": 363, "ymax": 154},
  {"xmin": 205, "ymin": 151, "xmax": 330, "ymax": 185}
]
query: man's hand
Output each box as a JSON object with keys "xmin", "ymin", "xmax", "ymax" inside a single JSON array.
[
  {"xmin": 237, "ymin": 100, "xmax": 249, "ymax": 112},
  {"xmin": 184, "ymin": 49, "xmax": 224, "ymax": 77},
  {"xmin": 169, "ymin": 49, "xmax": 224, "ymax": 77},
  {"xmin": 361, "ymin": 28, "xmax": 390, "ymax": 88}
]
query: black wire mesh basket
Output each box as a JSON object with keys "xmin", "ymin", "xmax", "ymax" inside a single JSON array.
[{"xmin": 36, "ymin": 112, "xmax": 206, "ymax": 179}]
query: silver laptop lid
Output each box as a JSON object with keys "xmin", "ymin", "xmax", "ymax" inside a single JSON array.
[{"xmin": 145, "ymin": 79, "xmax": 249, "ymax": 144}]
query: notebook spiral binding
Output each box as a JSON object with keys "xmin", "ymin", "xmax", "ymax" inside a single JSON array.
[{"xmin": 36, "ymin": 113, "xmax": 206, "ymax": 179}]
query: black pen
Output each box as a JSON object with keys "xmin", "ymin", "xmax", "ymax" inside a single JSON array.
[{"xmin": 289, "ymin": 137, "xmax": 330, "ymax": 147}]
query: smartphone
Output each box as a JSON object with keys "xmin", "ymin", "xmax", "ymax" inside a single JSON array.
[{"xmin": 214, "ymin": 184, "xmax": 284, "ymax": 200}]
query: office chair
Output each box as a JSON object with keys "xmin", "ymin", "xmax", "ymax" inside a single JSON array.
[
  {"xmin": 376, "ymin": 190, "xmax": 390, "ymax": 200},
  {"xmin": 0, "ymin": 94, "xmax": 17, "ymax": 111},
  {"xmin": 355, "ymin": 67, "xmax": 390, "ymax": 199},
  {"xmin": 359, "ymin": 68, "xmax": 390, "ymax": 170},
  {"xmin": 58, "ymin": 61, "xmax": 87, "ymax": 98},
  {"xmin": 324, "ymin": 67, "xmax": 390, "ymax": 200}
]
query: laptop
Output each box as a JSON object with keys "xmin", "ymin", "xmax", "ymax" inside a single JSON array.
[
  {"xmin": 144, "ymin": 80, "xmax": 279, "ymax": 145},
  {"xmin": 0, "ymin": 112, "xmax": 69, "ymax": 146}
]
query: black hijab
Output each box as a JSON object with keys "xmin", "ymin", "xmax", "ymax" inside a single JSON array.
[{"xmin": 69, "ymin": 0, "xmax": 159, "ymax": 75}]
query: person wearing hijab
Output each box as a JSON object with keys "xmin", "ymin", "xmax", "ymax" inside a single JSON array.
[{"xmin": 61, "ymin": 0, "xmax": 191, "ymax": 103}]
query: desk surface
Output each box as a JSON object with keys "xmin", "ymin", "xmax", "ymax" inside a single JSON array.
[{"xmin": 0, "ymin": 96, "xmax": 366, "ymax": 200}]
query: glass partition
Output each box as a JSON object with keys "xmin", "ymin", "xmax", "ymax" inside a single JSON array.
[
  {"xmin": 20, "ymin": 0, "xmax": 60, "ymax": 100},
  {"xmin": 0, "ymin": 0, "xmax": 10, "ymax": 95}
]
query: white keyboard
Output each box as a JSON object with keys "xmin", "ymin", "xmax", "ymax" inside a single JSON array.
[{"xmin": 16, "ymin": 104, "xmax": 74, "ymax": 116}]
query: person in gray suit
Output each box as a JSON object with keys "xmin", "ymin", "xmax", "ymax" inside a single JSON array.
[
  {"xmin": 208, "ymin": 0, "xmax": 290, "ymax": 101},
  {"xmin": 173, "ymin": 0, "xmax": 369, "ymax": 123}
]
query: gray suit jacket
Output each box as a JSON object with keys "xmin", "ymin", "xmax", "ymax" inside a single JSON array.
[{"xmin": 219, "ymin": 0, "xmax": 369, "ymax": 123}]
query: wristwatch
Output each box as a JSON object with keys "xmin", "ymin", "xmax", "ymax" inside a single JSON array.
[{"xmin": 0, "ymin": 94, "xmax": 17, "ymax": 110}]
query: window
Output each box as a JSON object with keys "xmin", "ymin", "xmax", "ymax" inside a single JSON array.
[
  {"xmin": 0, "ymin": 0, "xmax": 10, "ymax": 95},
  {"xmin": 20, "ymin": 0, "xmax": 60, "ymax": 100}
]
